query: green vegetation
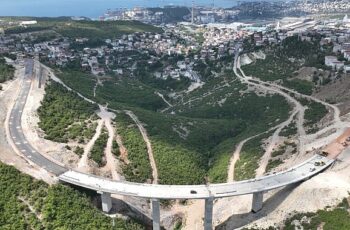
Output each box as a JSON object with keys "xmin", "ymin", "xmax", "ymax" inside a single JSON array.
[
  {"xmin": 304, "ymin": 100, "xmax": 328, "ymax": 133},
  {"xmin": 131, "ymin": 106, "xmax": 246, "ymax": 185},
  {"xmin": 132, "ymin": 109, "xmax": 209, "ymax": 185},
  {"xmin": 266, "ymin": 159, "xmax": 284, "ymax": 172},
  {"xmin": 280, "ymin": 119, "xmax": 298, "ymax": 137},
  {"xmin": 112, "ymin": 140, "xmax": 120, "ymax": 157},
  {"xmin": 95, "ymin": 78, "xmax": 166, "ymax": 111},
  {"xmin": 234, "ymin": 133, "xmax": 271, "ymax": 181},
  {"xmin": 148, "ymin": 7, "xmax": 190, "ymax": 23},
  {"xmin": 67, "ymin": 120, "xmax": 98, "ymax": 143},
  {"xmin": 115, "ymin": 113, "xmax": 152, "ymax": 183},
  {"xmin": 38, "ymin": 81, "xmax": 98, "ymax": 143},
  {"xmin": 56, "ymin": 70, "xmax": 96, "ymax": 98},
  {"xmin": 242, "ymin": 53, "xmax": 298, "ymax": 82},
  {"xmin": 271, "ymin": 144, "xmax": 287, "ymax": 158},
  {"xmin": 0, "ymin": 56, "xmax": 14, "ymax": 84},
  {"xmin": 90, "ymin": 128, "xmax": 108, "ymax": 167},
  {"xmin": 57, "ymin": 66, "xmax": 291, "ymax": 184},
  {"xmin": 0, "ymin": 162, "xmax": 144, "ymax": 229},
  {"xmin": 270, "ymin": 141, "xmax": 297, "ymax": 159},
  {"xmin": 283, "ymin": 79, "xmax": 313, "ymax": 95},
  {"xmin": 283, "ymin": 198, "xmax": 350, "ymax": 230},
  {"xmin": 208, "ymin": 137, "xmax": 242, "ymax": 183},
  {"xmin": 4, "ymin": 17, "xmax": 162, "ymax": 39},
  {"xmin": 57, "ymin": 70, "xmax": 166, "ymax": 111},
  {"xmin": 57, "ymin": 20, "xmax": 162, "ymax": 39},
  {"xmin": 74, "ymin": 146, "xmax": 84, "ymax": 156},
  {"xmin": 172, "ymin": 72, "xmax": 290, "ymax": 183},
  {"xmin": 242, "ymin": 35, "xmax": 333, "ymax": 94},
  {"xmin": 151, "ymin": 138, "xmax": 206, "ymax": 184}
]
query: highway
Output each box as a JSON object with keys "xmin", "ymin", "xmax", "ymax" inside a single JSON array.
[
  {"xmin": 9, "ymin": 59, "xmax": 335, "ymax": 199},
  {"xmin": 7, "ymin": 59, "xmax": 337, "ymax": 230},
  {"xmin": 8, "ymin": 59, "xmax": 335, "ymax": 230},
  {"xmin": 59, "ymin": 154, "xmax": 334, "ymax": 199},
  {"xmin": 8, "ymin": 59, "xmax": 67, "ymax": 175}
]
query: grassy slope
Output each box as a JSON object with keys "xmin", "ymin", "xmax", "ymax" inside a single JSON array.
[
  {"xmin": 242, "ymin": 35, "xmax": 331, "ymax": 94},
  {"xmin": 90, "ymin": 127, "xmax": 108, "ymax": 167},
  {"xmin": 3, "ymin": 17, "xmax": 162, "ymax": 39},
  {"xmin": 56, "ymin": 68, "xmax": 291, "ymax": 184},
  {"xmin": 242, "ymin": 35, "xmax": 330, "ymax": 133},
  {"xmin": 115, "ymin": 113, "xmax": 152, "ymax": 183},
  {"xmin": 0, "ymin": 57, "xmax": 15, "ymax": 84},
  {"xmin": 172, "ymin": 73, "xmax": 290, "ymax": 182},
  {"xmin": 234, "ymin": 132, "xmax": 271, "ymax": 181},
  {"xmin": 38, "ymin": 81, "xmax": 98, "ymax": 143},
  {"xmin": 244, "ymin": 198, "xmax": 350, "ymax": 230},
  {"xmin": 0, "ymin": 162, "xmax": 144, "ymax": 229},
  {"xmin": 283, "ymin": 198, "xmax": 350, "ymax": 230}
]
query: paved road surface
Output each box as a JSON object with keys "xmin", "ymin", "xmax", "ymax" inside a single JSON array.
[
  {"xmin": 9, "ymin": 59, "xmax": 335, "ymax": 200},
  {"xmin": 8, "ymin": 59, "xmax": 67, "ymax": 175},
  {"xmin": 60, "ymin": 154, "xmax": 334, "ymax": 199}
]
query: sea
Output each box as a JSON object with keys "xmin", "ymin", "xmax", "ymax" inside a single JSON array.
[{"xmin": 0, "ymin": 0, "xmax": 277, "ymax": 19}]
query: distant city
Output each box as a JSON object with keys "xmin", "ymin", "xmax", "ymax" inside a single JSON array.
[
  {"xmin": 98, "ymin": 0, "xmax": 350, "ymax": 25},
  {"xmin": 0, "ymin": 0, "xmax": 244, "ymax": 18}
]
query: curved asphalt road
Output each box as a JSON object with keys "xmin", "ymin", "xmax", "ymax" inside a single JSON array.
[
  {"xmin": 8, "ymin": 59, "xmax": 67, "ymax": 175},
  {"xmin": 9, "ymin": 59, "xmax": 335, "ymax": 200}
]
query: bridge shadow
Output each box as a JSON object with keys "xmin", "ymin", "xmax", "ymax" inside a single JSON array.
[
  {"xmin": 215, "ymin": 183, "xmax": 300, "ymax": 230},
  {"xmin": 104, "ymin": 196, "xmax": 153, "ymax": 229},
  {"xmin": 62, "ymin": 183, "xmax": 153, "ymax": 229}
]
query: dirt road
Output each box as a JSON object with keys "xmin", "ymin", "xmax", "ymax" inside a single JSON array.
[{"xmin": 125, "ymin": 110, "xmax": 159, "ymax": 184}]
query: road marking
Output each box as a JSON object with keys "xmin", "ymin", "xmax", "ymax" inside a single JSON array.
[
  {"xmin": 31, "ymin": 150, "xmax": 36, "ymax": 153},
  {"xmin": 23, "ymin": 141, "xmax": 28, "ymax": 144},
  {"xmin": 15, "ymin": 142, "xmax": 21, "ymax": 145}
]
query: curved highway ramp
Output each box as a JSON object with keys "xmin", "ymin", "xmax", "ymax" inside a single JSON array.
[
  {"xmin": 8, "ymin": 60, "xmax": 336, "ymax": 230},
  {"xmin": 59, "ymin": 154, "xmax": 333, "ymax": 200}
]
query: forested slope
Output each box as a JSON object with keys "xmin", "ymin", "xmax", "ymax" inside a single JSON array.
[{"xmin": 0, "ymin": 163, "xmax": 144, "ymax": 229}]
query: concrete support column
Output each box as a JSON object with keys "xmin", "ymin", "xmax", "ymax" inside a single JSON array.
[
  {"xmin": 251, "ymin": 192, "xmax": 263, "ymax": 213},
  {"xmin": 204, "ymin": 197, "xmax": 214, "ymax": 230},
  {"xmin": 152, "ymin": 199, "xmax": 160, "ymax": 230},
  {"xmin": 100, "ymin": 192, "xmax": 112, "ymax": 213}
]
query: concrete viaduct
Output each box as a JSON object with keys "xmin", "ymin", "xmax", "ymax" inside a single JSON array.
[{"xmin": 7, "ymin": 59, "xmax": 336, "ymax": 230}]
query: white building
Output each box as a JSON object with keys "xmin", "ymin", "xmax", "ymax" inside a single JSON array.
[{"xmin": 325, "ymin": 56, "xmax": 344, "ymax": 70}]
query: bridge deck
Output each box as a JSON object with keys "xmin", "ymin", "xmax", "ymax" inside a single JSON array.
[
  {"xmin": 59, "ymin": 155, "xmax": 334, "ymax": 199},
  {"xmin": 10, "ymin": 59, "xmax": 336, "ymax": 200}
]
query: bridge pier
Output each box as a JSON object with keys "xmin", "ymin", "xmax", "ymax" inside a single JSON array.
[
  {"xmin": 99, "ymin": 191, "xmax": 112, "ymax": 213},
  {"xmin": 251, "ymin": 192, "xmax": 263, "ymax": 213},
  {"xmin": 204, "ymin": 197, "xmax": 214, "ymax": 230},
  {"xmin": 152, "ymin": 199, "xmax": 160, "ymax": 230}
]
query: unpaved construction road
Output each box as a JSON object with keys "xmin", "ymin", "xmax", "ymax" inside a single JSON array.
[{"xmin": 125, "ymin": 110, "xmax": 159, "ymax": 184}]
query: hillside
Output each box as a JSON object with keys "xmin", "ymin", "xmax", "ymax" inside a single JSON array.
[
  {"xmin": 0, "ymin": 56, "xmax": 14, "ymax": 85},
  {"xmin": 2, "ymin": 17, "xmax": 162, "ymax": 39},
  {"xmin": 0, "ymin": 162, "xmax": 143, "ymax": 229},
  {"xmin": 53, "ymin": 64, "xmax": 291, "ymax": 184}
]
